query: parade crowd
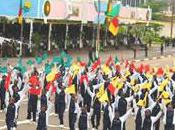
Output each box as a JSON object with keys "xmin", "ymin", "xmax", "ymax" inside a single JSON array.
[{"xmin": 1, "ymin": 52, "xmax": 175, "ymax": 130}]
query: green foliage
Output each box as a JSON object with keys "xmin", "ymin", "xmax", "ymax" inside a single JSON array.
[
  {"xmin": 32, "ymin": 32, "xmax": 41, "ymax": 48},
  {"xmin": 32, "ymin": 32, "xmax": 42, "ymax": 55},
  {"xmin": 141, "ymin": 0, "xmax": 168, "ymax": 13}
]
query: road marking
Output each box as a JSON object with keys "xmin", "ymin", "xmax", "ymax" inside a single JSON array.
[
  {"xmin": 48, "ymin": 124, "xmax": 69, "ymax": 129},
  {"xmin": 160, "ymin": 56, "xmax": 165, "ymax": 59},
  {"xmin": 152, "ymin": 57, "xmax": 157, "ymax": 60},
  {"xmin": 143, "ymin": 58, "xmax": 149, "ymax": 61},
  {"xmin": 0, "ymin": 120, "xmax": 31, "ymax": 130}
]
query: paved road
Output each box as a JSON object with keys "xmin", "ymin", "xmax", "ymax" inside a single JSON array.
[
  {"xmin": 0, "ymin": 48, "xmax": 175, "ymax": 130},
  {"xmin": 0, "ymin": 45, "xmax": 175, "ymax": 67},
  {"xmin": 0, "ymin": 56, "xmax": 174, "ymax": 130}
]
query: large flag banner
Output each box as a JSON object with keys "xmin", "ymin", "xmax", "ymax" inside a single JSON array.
[{"xmin": 109, "ymin": 17, "xmax": 119, "ymax": 36}]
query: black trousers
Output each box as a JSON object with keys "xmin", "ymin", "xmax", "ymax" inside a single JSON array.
[
  {"xmin": 103, "ymin": 117, "xmax": 111, "ymax": 130},
  {"xmin": 164, "ymin": 124, "xmax": 174, "ymax": 130},
  {"xmin": 57, "ymin": 103, "xmax": 65, "ymax": 125},
  {"xmin": 69, "ymin": 113, "xmax": 77, "ymax": 130},
  {"xmin": 6, "ymin": 119, "xmax": 15, "ymax": 130},
  {"xmin": 0, "ymin": 94, "xmax": 5, "ymax": 110},
  {"xmin": 91, "ymin": 110, "xmax": 101, "ymax": 129},
  {"xmin": 27, "ymin": 94, "xmax": 38, "ymax": 121},
  {"xmin": 36, "ymin": 127, "xmax": 47, "ymax": 130},
  {"xmin": 155, "ymin": 119, "xmax": 160, "ymax": 130},
  {"xmin": 79, "ymin": 128, "xmax": 87, "ymax": 130}
]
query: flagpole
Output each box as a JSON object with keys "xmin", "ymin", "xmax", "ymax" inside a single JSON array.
[
  {"xmin": 96, "ymin": 0, "xmax": 101, "ymax": 58},
  {"xmin": 105, "ymin": 0, "xmax": 112, "ymax": 47},
  {"xmin": 20, "ymin": 17, "xmax": 23, "ymax": 57}
]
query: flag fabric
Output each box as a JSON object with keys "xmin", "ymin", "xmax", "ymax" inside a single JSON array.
[
  {"xmin": 106, "ymin": 3, "xmax": 121, "ymax": 17},
  {"xmin": 18, "ymin": 0, "xmax": 23, "ymax": 24},
  {"xmin": 115, "ymin": 56, "xmax": 119, "ymax": 64},
  {"xmin": 108, "ymin": 83, "xmax": 117, "ymax": 95},
  {"xmin": 0, "ymin": 67, "xmax": 7, "ymax": 74},
  {"xmin": 65, "ymin": 84, "xmax": 76, "ymax": 94},
  {"xmin": 46, "ymin": 72, "xmax": 56, "ymax": 82},
  {"xmin": 35, "ymin": 56, "xmax": 43, "ymax": 64},
  {"xmin": 26, "ymin": 60, "xmax": 34, "ymax": 65},
  {"xmin": 109, "ymin": 17, "xmax": 119, "ymax": 36},
  {"xmin": 106, "ymin": 56, "xmax": 113, "ymax": 66},
  {"xmin": 96, "ymin": 85, "xmax": 105, "ymax": 98},
  {"xmin": 99, "ymin": 91, "xmax": 109, "ymax": 103},
  {"xmin": 91, "ymin": 58, "xmax": 101, "ymax": 72},
  {"xmin": 5, "ymin": 73, "xmax": 11, "ymax": 91}
]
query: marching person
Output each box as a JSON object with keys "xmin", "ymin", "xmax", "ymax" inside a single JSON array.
[
  {"xmin": 37, "ymin": 105, "xmax": 47, "ymax": 130},
  {"xmin": 163, "ymin": 103, "xmax": 175, "ymax": 130},
  {"xmin": 56, "ymin": 86, "xmax": 66, "ymax": 127},
  {"xmin": 0, "ymin": 75, "xmax": 6, "ymax": 111},
  {"xmin": 5, "ymin": 90, "xmax": 26, "ymax": 130},
  {"xmin": 78, "ymin": 106, "xmax": 88, "ymax": 130},
  {"xmin": 110, "ymin": 109, "xmax": 132, "ymax": 130},
  {"xmin": 27, "ymin": 73, "xmax": 41, "ymax": 122},
  {"xmin": 68, "ymin": 94, "xmax": 79, "ymax": 130}
]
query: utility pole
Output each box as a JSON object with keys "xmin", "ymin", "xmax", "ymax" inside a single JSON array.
[{"xmin": 170, "ymin": 0, "xmax": 174, "ymax": 38}]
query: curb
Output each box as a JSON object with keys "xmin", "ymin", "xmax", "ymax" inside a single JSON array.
[{"xmin": 132, "ymin": 54, "xmax": 175, "ymax": 63}]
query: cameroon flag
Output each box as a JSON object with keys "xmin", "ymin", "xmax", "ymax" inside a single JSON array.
[
  {"xmin": 109, "ymin": 17, "xmax": 119, "ymax": 36},
  {"xmin": 18, "ymin": 0, "xmax": 23, "ymax": 24}
]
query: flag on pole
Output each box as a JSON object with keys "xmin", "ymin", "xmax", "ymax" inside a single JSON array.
[
  {"xmin": 106, "ymin": 3, "xmax": 121, "ymax": 17},
  {"xmin": 109, "ymin": 17, "xmax": 119, "ymax": 36},
  {"xmin": 18, "ymin": 0, "xmax": 23, "ymax": 24}
]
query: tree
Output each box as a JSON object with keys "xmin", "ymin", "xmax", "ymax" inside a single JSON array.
[
  {"xmin": 32, "ymin": 32, "xmax": 41, "ymax": 55},
  {"xmin": 141, "ymin": 0, "xmax": 168, "ymax": 13}
]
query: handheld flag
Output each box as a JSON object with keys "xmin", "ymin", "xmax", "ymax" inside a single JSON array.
[
  {"xmin": 99, "ymin": 91, "xmax": 109, "ymax": 103},
  {"xmin": 65, "ymin": 84, "xmax": 76, "ymax": 94}
]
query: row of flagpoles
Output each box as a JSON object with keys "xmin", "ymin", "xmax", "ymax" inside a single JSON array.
[{"xmin": 16, "ymin": 0, "xmax": 121, "ymax": 56}]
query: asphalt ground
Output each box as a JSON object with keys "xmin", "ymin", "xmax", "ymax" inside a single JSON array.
[{"xmin": 0, "ymin": 55, "xmax": 174, "ymax": 130}]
